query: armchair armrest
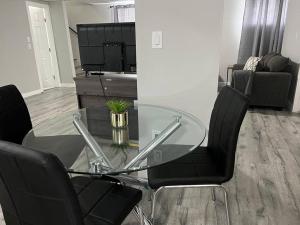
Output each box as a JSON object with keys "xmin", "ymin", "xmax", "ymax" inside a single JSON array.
[
  {"xmin": 231, "ymin": 70, "xmax": 253, "ymax": 94},
  {"xmin": 232, "ymin": 64, "xmax": 245, "ymax": 71}
]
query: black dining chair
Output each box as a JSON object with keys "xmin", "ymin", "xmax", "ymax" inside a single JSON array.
[
  {"xmin": 0, "ymin": 141, "xmax": 143, "ymax": 225},
  {"xmin": 0, "ymin": 85, "xmax": 33, "ymax": 144},
  {"xmin": 147, "ymin": 86, "xmax": 249, "ymax": 225},
  {"xmin": 0, "ymin": 85, "xmax": 85, "ymax": 167}
]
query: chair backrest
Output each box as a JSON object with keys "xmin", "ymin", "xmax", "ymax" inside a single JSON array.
[
  {"xmin": 207, "ymin": 86, "xmax": 248, "ymax": 182},
  {"xmin": 0, "ymin": 85, "xmax": 32, "ymax": 144},
  {"xmin": 0, "ymin": 141, "xmax": 84, "ymax": 225}
]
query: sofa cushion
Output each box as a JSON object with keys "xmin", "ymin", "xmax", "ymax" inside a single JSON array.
[
  {"xmin": 243, "ymin": 56, "xmax": 262, "ymax": 71},
  {"xmin": 255, "ymin": 61, "xmax": 265, "ymax": 71},
  {"xmin": 257, "ymin": 52, "xmax": 279, "ymax": 71},
  {"xmin": 267, "ymin": 55, "xmax": 290, "ymax": 72}
]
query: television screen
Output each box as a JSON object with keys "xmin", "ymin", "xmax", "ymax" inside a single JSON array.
[{"xmin": 77, "ymin": 22, "xmax": 136, "ymax": 73}]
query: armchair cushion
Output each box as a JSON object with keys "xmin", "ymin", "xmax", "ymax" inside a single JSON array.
[
  {"xmin": 258, "ymin": 52, "xmax": 279, "ymax": 71},
  {"xmin": 267, "ymin": 55, "xmax": 290, "ymax": 72}
]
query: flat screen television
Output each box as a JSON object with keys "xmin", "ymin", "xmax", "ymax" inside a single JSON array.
[{"xmin": 77, "ymin": 22, "xmax": 136, "ymax": 74}]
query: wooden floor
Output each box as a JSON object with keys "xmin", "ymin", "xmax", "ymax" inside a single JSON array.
[{"xmin": 1, "ymin": 87, "xmax": 300, "ymax": 225}]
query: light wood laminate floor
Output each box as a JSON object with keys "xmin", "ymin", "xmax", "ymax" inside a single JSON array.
[{"xmin": 1, "ymin": 87, "xmax": 300, "ymax": 225}]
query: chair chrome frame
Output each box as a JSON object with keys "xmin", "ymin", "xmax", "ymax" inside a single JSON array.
[
  {"xmin": 150, "ymin": 184, "xmax": 230, "ymax": 225},
  {"xmin": 133, "ymin": 205, "xmax": 147, "ymax": 225}
]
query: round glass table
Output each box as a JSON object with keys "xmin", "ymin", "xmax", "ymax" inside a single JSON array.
[{"xmin": 23, "ymin": 104, "xmax": 206, "ymax": 177}]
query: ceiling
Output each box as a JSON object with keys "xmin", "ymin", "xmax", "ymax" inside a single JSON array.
[{"xmin": 44, "ymin": 0, "xmax": 132, "ymax": 3}]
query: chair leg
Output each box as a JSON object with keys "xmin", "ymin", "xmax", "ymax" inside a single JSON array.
[
  {"xmin": 138, "ymin": 205, "xmax": 145, "ymax": 225},
  {"xmin": 150, "ymin": 185, "xmax": 230, "ymax": 225},
  {"xmin": 148, "ymin": 188, "xmax": 154, "ymax": 201},
  {"xmin": 134, "ymin": 205, "xmax": 145, "ymax": 225},
  {"xmin": 219, "ymin": 186, "xmax": 231, "ymax": 225},
  {"xmin": 211, "ymin": 187, "xmax": 216, "ymax": 201},
  {"xmin": 151, "ymin": 187, "xmax": 165, "ymax": 224}
]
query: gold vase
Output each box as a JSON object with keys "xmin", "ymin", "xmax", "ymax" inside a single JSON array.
[
  {"xmin": 112, "ymin": 128, "xmax": 129, "ymax": 145},
  {"xmin": 110, "ymin": 111, "xmax": 128, "ymax": 128}
]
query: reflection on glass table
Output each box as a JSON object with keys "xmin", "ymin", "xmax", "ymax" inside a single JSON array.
[{"xmin": 23, "ymin": 104, "xmax": 206, "ymax": 178}]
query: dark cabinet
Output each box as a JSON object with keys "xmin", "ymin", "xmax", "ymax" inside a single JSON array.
[
  {"xmin": 74, "ymin": 75, "xmax": 137, "ymax": 109},
  {"xmin": 101, "ymin": 77, "xmax": 137, "ymax": 97},
  {"xmin": 75, "ymin": 78, "xmax": 104, "ymax": 96}
]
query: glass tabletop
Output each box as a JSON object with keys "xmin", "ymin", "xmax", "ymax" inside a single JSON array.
[{"xmin": 23, "ymin": 104, "xmax": 206, "ymax": 175}]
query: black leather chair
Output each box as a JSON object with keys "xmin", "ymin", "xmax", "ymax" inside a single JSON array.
[
  {"xmin": 0, "ymin": 141, "xmax": 142, "ymax": 225},
  {"xmin": 147, "ymin": 86, "xmax": 249, "ymax": 225},
  {"xmin": 0, "ymin": 85, "xmax": 33, "ymax": 144},
  {"xmin": 0, "ymin": 85, "xmax": 85, "ymax": 167}
]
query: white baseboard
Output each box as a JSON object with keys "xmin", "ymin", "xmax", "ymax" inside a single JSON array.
[
  {"xmin": 22, "ymin": 89, "xmax": 43, "ymax": 98},
  {"xmin": 60, "ymin": 83, "xmax": 75, "ymax": 88},
  {"xmin": 218, "ymin": 81, "xmax": 229, "ymax": 87}
]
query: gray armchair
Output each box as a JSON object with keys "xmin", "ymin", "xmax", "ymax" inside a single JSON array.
[{"xmin": 231, "ymin": 61, "xmax": 299, "ymax": 109}]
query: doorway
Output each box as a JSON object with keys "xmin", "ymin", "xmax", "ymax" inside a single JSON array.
[{"xmin": 26, "ymin": 1, "xmax": 60, "ymax": 90}]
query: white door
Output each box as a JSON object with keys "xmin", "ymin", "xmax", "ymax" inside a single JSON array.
[{"xmin": 29, "ymin": 6, "xmax": 57, "ymax": 90}]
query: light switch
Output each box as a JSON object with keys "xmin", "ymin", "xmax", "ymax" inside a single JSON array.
[{"xmin": 152, "ymin": 31, "xmax": 163, "ymax": 49}]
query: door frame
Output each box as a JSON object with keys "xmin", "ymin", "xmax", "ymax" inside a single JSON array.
[{"xmin": 26, "ymin": 1, "xmax": 61, "ymax": 90}]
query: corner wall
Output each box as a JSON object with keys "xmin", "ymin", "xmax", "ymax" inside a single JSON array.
[
  {"xmin": 135, "ymin": 0, "xmax": 224, "ymax": 127},
  {"xmin": 281, "ymin": 0, "xmax": 300, "ymax": 112},
  {"xmin": 49, "ymin": 0, "xmax": 75, "ymax": 84},
  {"xmin": 219, "ymin": 0, "xmax": 246, "ymax": 82}
]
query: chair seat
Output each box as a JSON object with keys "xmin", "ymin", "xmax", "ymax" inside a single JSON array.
[
  {"xmin": 71, "ymin": 176, "xmax": 142, "ymax": 225},
  {"xmin": 147, "ymin": 146, "xmax": 227, "ymax": 189},
  {"xmin": 23, "ymin": 134, "xmax": 86, "ymax": 168}
]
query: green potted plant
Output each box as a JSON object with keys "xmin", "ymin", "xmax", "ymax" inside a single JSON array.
[{"xmin": 106, "ymin": 99, "xmax": 131, "ymax": 128}]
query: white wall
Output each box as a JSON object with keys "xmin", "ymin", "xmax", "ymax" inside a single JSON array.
[
  {"xmin": 65, "ymin": 2, "xmax": 112, "ymax": 29},
  {"xmin": 0, "ymin": 0, "xmax": 76, "ymax": 94},
  {"xmin": 0, "ymin": 0, "xmax": 41, "ymax": 94},
  {"xmin": 282, "ymin": 0, "xmax": 300, "ymax": 112},
  {"xmin": 135, "ymin": 0, "xmax": 225, "ymax": 127},
  {"xmin": 219, "ymin": 0, "xmax": 245, "ymax": 82},
  {"xmin": 49, "ymin": 0, "xmax": 75, "ymax": 84}
]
